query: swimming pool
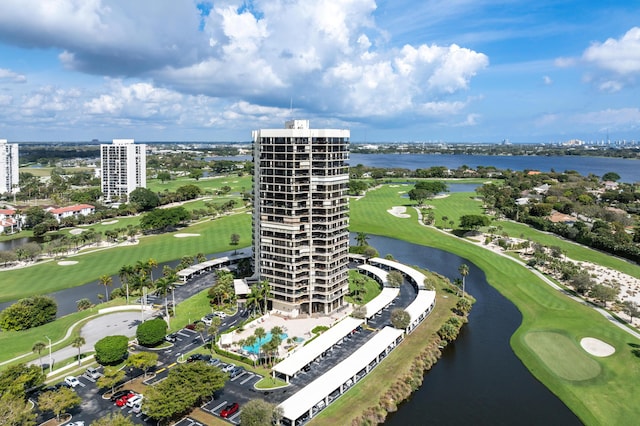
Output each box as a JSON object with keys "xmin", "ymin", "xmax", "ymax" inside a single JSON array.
[{"xmin": 242, "ymin": 332, "xmax": 288, "ymax": 354}]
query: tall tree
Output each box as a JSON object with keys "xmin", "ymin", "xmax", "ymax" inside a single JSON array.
[
  {"xmin": 96, "ymin": 366, "xmax": 125, "ymax": 394},
  {"xmin": 126, "ymin": 352, "xmax": 158, "ymax": 378},
  {"xmin": 208, "ymin": 317, "xmax": 222, "ymax": 351},
  {"xmin": 458, "ymin": 264, "xmax": 469, "ymax": 296},
  {"xmin": 118, "ymin": 264, "xmax": 135, "ymax": 304},
  {"xmin": 254, "ymin": 327, "xmax": 266, "ymax": 363},
  {"xmin": 38, "ymin": 387, "xmax": 82, "ymax": 422},
  {"xmin": 355, "ymin": 232, "xmax": 369, "ymax": 247},
  {"xmin": 0, "ymin": 394, "xmax": 37, "ymax": 426},
  {"xmin": 32, "ymin": 341, "xmax": 46, "ymax": 368},
  {"xmin": 98, "ymin": 274, "xmax": 112, "ymax": 300},
  {"xmin": 91, "ymin": 411, "xmax": 135, "ymax": 426},
  {"xmin": 71, "ymin": 335, "xmax": 86, "ymax": 366}
]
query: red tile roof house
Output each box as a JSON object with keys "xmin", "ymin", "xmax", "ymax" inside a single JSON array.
[
  {"xmin": 0, "ymin": 208, "xmax": 19, "ymax": 234},
  {"xmin": 47, "ymin": 204, "xmax": 95, "ymax": 223}
]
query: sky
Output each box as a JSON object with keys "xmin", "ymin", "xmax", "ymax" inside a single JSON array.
[{"xmin": 0, "ymin": 1, "xmax": 639, "ymax": 144}]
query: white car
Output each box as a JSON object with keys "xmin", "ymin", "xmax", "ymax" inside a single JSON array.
[
  {"xmin": 67, "ymin": 422, "xmax": 85, "ymax": 426},
  {"xmin": 64, "ymin": 376, "xmax": 80, "ymax": 388},
  {"xmin": 132, "ymin": 400, "xmax": 143, "ymax": 414},
  {"xmin": 221, "ymin": 363, "xmax": 236, "ymax": 373},
  {"xmin": 85, "ymin": 367, "xmax": 100, "ymax": 379},
  {"xmin": 126, "ymin": 394, "xmax": 143, "ymax": 408},
  {"xmin": 215, "ymin": 311, "xmax": 227, "ymax": 318}
]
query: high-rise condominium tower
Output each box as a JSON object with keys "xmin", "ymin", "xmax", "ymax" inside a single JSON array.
[
  {"xmin": 252, "ymin": 120, "xmax": 350, "ymax": 316},
  {"xmin": 100, "ymin": 139, "xmax": 146, "ymax": 202},
  {"xmin": 0, "ymin": 139, "xmax": 19, "ymax": 195}
]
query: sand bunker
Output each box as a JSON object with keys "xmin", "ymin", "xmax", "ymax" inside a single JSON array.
[
  {"xmin": 69, "ymin": 228, "xmax": 85, "ymax": 235},
  {"xmin": 174, "ymin": 233, "xmax": 201, "ymax": 238},
  {"xmin": 101, "ymin": 220, "xmax": 118, "ymax": 225},
  {"xmin": 580, "ymin": 337, "xmax": 615, "ymax": 357},
  {"xmin": 58, "ymin": 261, "xmax": 78, "ymax": 266},
  {"xmin": 388, "ymin": 206, "xmax": 410, "ymax": 218}
]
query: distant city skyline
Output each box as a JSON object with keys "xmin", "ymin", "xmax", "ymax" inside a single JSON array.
[{"xmin": 0, "ymin": 1, "xmax": 638, "ymax": 143}]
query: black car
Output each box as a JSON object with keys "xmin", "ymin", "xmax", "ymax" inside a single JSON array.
[
  {"xmin": 110, "ymin": 389, "xmax": 133, "ymax": 401},
  {"xmin": 187, "ymin": 353, "xmax": 212, "ymax": 363}
]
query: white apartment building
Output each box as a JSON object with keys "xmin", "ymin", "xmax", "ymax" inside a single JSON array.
[
  {"xmin": 0, "ymin": 139, "xmax": 19, "ymax": 195},
  {"xmin": 252, "ymin": 120, "xmax": 350, "ymax": 316},
  {"xmin": 100, "ymin": 139, "xmax": 146, "ymax": 202}
]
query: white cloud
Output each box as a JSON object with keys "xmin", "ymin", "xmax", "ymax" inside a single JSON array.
[
  {"xmin": 543, "ymin": 75, "xmax": 552, "ymax": 85},
  {"xmin": 554, "ymin": 57, "xmax": 576, "ymax": 68},
  {"xmin": 0, "ymin": 0, "xmax": 490, "ymax": 135},
  {"xmin": 0, "ymin": 68, "xmax": 26, "ymax": 83},
  {"xmin": 583, "ymin": 27, "xmax": 640, "ymax": 75}
]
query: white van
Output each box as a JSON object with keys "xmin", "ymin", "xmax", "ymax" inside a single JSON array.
[{"xmin": 126, "ymin": 394, "xmax": 143, "ymax": 408}]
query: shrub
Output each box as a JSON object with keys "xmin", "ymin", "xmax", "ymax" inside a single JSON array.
[
  {"xmin": 76, "ymin": 298, "xmax": 93, "ymax": 311},
  {"xmin": 95, "ymin": 335, "xmax": 129, "ymax": 365},
  {"xmin": 136, "ymin": 318, "xmax": 168, "ymax": 347},
  {"xmin": 0, "ymin": 296, "xmax": 57, "ymax": 331},
  {"xmin": 311, "ymin": 325, "xmax": 329, "ymax": 335}
]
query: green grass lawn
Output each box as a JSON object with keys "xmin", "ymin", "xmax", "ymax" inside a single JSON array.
[
  {"xmin": 346, "ymin": 270, "xmax": 382, "ymax": 305},
  {"xmin": 146, "ymin": 174, "xmax": 252, "ymax": 194},
  {"xmin": 349, "ymin": 188, "xmax": 640, "ymax": 425},
  {"xmin": 0, "ymin": 212, "xmax": 251, "ymax": 302}
]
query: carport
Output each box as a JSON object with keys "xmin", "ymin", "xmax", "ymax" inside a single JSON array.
[
  {"xmin": 405, "ymin": 289, "xmax": 437, "ymax": 333},
  {"xmin": 368, "ymin": 257, "xmax": 427, "ymax": 290},
  {"xmin": 272, "ymin": 317, "xmax": 364, "ymax": 382},
  {"xmin": 278, "ymin": 326, "xmax": 405, "ymax": 425}
]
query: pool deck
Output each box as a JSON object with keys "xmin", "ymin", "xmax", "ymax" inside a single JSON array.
[{"xmin": 225, "ymin": 308, "xmax": 353, "ymax": 356}]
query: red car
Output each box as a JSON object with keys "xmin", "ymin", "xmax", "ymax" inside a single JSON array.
[
  {"xmin": 115, "ymin": 392, "xmax": 137, "ymax": 407},
  {"xmin": 220, "ymin": 402, "xmax": 239, "ymax": 418}
]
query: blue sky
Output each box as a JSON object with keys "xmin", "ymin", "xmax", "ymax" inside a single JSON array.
[{"xmin": 0, "ymin": 0, "xmax": 638, "ymax": 143}]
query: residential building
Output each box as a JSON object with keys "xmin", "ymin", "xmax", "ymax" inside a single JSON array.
[
  {"xmin": 47, "ymin": 204, "xmax": 95, "ymax": 223},
  {"xmin": 0, "ymin": 208, "xmax": 19, "ymax": 234},
  {"xmin": 100, "ymin": 139, "xmax": 146, "ymax": 202},
  {"xmin": 0, "ymin": 139, "xmax": 19, "ymax": 195},
  {"xmin": 252, "ymin": 120, "xmax": 350, "ymax": 316}
]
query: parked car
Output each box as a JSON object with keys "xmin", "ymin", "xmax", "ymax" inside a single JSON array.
[
  {"xmin": 165, "ymin": 333, "xmax": 178, "ymax": 343},
  {"xmin": 208, "ymin": 357, "xmax": 221, "ymax": 366},
  {"xmin": 110, "ymin": 389, "xmax": 132, "ymax": 401},
  {"xmin": 115, "ymin": 392, "xmax": 137, "ymax": 407},
  {"xmin": 187, "ymin": 353, "xmax": 211, "ymax": 363},
  {"xmin": 220, "ymin": 402, "xmax": 239, "ymax": 418},
  {"xmin": 64, "ymin": 376, "xmax": 80, "ymax": 388},
  {"xmin": 85, "ymin": 367, "xmax": 100, "ymax": 379},
  {"xmin": 185, "ymin": 320, "xmax": 204, "ymax": 330},
  {"xmin": 132, "ymin": 400, "xmax": 143, "ymax": 414},
  {"xmin": 67, "ymin": 422, "xmax": 85, "ymax": 426},
  {"xmin": 230, "ymin": 366, "xmax": 245, "ymax": 378},
  {"xmin": 221, "ymin": 363, "xmax": 236, "ymax": 373},
  {"xmin": 126, "ymin": 394, "xmax": 143, "ymax": 408},
  {"xmin": 214, "ymin": 311, "xmax": 227, "ymax": 318}
]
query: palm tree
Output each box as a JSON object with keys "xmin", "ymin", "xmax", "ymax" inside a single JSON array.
[
  {"xmin": 32, "ymin": 341, "xmax": 46, "ymax": 368},
  {"xmin": 355, "ymin": 232, "xmax": 369, "ymax": 247},
  {"xmin": 458, "ymin": 264, "xmax": 469, "ymax": 296},
  {"xmin": 246, "ymin": 285, "xmax": 263, "ymax": 316},
  {"xmin": 71, "ymin": 335, "xmax": 86, "ymax": 365},
  {"xmin": 98, "ymin": 274, "xmax": 113, "ymax": 300},
  {"xmin": 147, "ymin": 258, "xmax": 158, "ymax": 283},
  {"xmin": 194, "ymin": 321, "xmax": 206, "ymax": 343},
  {"xmin": 254, "ymin": 327, "xmax": 266, "ymax": 364},
  {"xmin": 154, "ymin": 277, "xmax": 173, "ymax": 321},
  {"xmin": 119, "ymin": 264, "xmax": 135, "ymax": 304},
  {"xmin": 244, "ymin": 335, "xmax": 258, "ymax": 367},
  {"xmin": 208, "ymin": 317, "xmax": 222, "ymax": 352},
  {"xmin": 259, "ymin": 279, "xmax": 270, "ymax": 315}
]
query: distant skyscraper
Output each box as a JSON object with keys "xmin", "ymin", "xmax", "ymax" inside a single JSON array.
[
  {"xmin": 252, "ymin": 120, "xmax": 350, "ymax": 316},
  {"xmin": 100, "ymin": 139, "xmax": 146, "ymax": 202},
  {"xmin": 0, "ymin": 139, "xmax": 19, "ymax": 195}
]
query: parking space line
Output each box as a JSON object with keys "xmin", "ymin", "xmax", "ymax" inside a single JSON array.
[{"xmin": 211, "ymin": 400, "xmax": 228, "ymax": 412}]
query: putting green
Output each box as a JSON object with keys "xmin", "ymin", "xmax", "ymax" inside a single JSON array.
[{"xmin": 524, "ymin": 331, "xmax": 601, "ymax": 381}]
